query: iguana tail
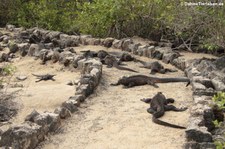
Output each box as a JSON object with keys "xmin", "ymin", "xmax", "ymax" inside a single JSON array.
[
  {"xmin": 115, "ymin": 65, "xmax": 139, "ymax": 73},
  {"xmin": 152, "ymin": 116, "xmax": 186, "ymax": 129},
  {"xmin": 149, "ymin": 76, "xmax": 190, "ymax": 86},
  {"xmin": 134, "ymin": 59, "xmax": 146, "ymax": 65},
  {"xmin": 32, "ymin": 73, "xmax": 42, "ymax": 77}
]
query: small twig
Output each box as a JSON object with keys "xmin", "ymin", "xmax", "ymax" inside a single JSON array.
[{"xmin": 179, "ymin": 37, "xmax": 192, "ymax": 52}]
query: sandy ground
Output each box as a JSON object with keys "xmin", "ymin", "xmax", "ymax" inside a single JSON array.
[
  {"xmin": 38, "ymin": 46, "xmax": 194, "ymax": 149},
  {"xmin": 180, "ymin": 51, "xmax": 217, "ymax": 60},
  {"xmin": 1, "ymin": 57, "xmax": 80, "ymax": 129},
  {"xmin": 0, "ymin": 42, "xmax": 217, "ymax": 148}
]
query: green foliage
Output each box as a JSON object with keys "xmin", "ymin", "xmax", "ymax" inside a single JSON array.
[
  {"xmin": 0, "ymin": 0, "xmax": 225, "ymax": 48},
  {"xmin": 76, "ymin": 0, "xmax": 173, "ymax": 38},
  {"xmin": 213, "ymin": 119, "xmax": 223, "ymax": 128},
  {"xmin": 8, "ymin": 0, "xmax": 85, "ymax": 32},
  {"xmin": 0, "ymin": 64, "xmax": 17, "ymax": 87},
  {"xmin": 1, "ymin": 64, "xmax": 17, "ymax": 76},
  {"xmin": 212, "ymin": 92, "xmax": 225, "ymax": 149},
  {"xmin": 212, "ymin": 92, "xmax": 225, "ymax": 110},
  {"xmin": 0, "ymin": 0, "xmax": 19, "ymax": 26},
  {"xmin": 214, "ymin": 141, "xmax": 225, "ymax": 149}
]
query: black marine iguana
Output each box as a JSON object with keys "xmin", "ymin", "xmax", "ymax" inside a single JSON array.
[
  {"xmin": 137, "ymin": 60, "xmax": 177, "ymax": 74},
  {"xmin": 32, "ymin": 74, "xmax": 56, "ymax": 82},
  {"xmin": 141, "ymin": 92, "xmax": 187, "ymax": 129},
  {"xmin": 110, "ymin": 75, "xmax": 190, "ymax": 88},
  {"xmin": 103, "ymin": 55, "xmax": 138, "ymax": 73}
]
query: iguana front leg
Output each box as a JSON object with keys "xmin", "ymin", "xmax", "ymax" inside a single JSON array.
[
  {"xmin": 140, "ymin": 98, "xmax": 152, "ymax": 103},
  {"xmin": 126, "ymin": 82, "xmax": 136, "ymax": 88},
  {"xmin": 110, "ymin": 82, "xmax": 120, "ymax": 86},
  {"xmin": 166, "ymin": 98, "xmax": 175, "ymax": 104},
  {"xmin": 147, "ymin": 80, "xmax": 159, "ymax": 88},
  {"xmin": 164, "ymin": 105, "xmax": 188, "ymax": 112}
]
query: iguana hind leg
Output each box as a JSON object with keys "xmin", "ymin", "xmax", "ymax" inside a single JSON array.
[
  {"xmin": 147, "ymin": 108, "xmax": 155, "ymax": 114},
  {"xmin": 110, "ymin": 83, "xmax": 119, "ymax": 86}
]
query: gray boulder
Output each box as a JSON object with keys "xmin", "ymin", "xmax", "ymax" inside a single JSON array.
[
  {"xmin": 25, "ymin": 111, "xmax": 61, "ymax": 132},
  {"xmin": 213, "ymin": 56, "xmax": 225, "ymax": 70},
  {"xmin": 186, "ymin": 117, "xmax": 213, "ymax": 143},
  {"xmin": 18, "ymin": 43, "xmax": 30, "ymax": 56},
  {"xmin": 62, "ymin": 99, "xmax": 79, "ymax": 113},
  {"xmin": 162, "ymin": 52, "xmax": 180, "ymax": 64},
  {"xmin": 0, "ymin": 121, "xmax": 45, "ymax": 149},
  {"xmin": 112, "ymin": 39, "xmax": 123, "ymax": 49},
  {"xmin": 75, "ymin": 84, "xmax": 93, "ymax": 97},
  {"xmin": 211, "ymin": 78, "xmax": 225, "ymax": 91},
  {"xmin": 171, "ymin": 57, "xmax": 186, "ymax": 70},
  {"xmin": 102, "ymin": 37, "xmax": 115, "ymax": 47},
  {"xmin": 6, "ymin": 24, "xmax": 15, "ymax": 32},
  {"xmin": 28, "ymin": 44, "xmax": 42, "ymax": 57},
  {"xmin": 54, "ymin": 107, "xmax": 71, "ymax": 119},
  {"xmin": 121, "ymin": 38, "xmax": 133, "ymax": 52}
]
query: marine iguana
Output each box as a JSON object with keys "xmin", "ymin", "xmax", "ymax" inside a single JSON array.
[
  {"xmin": 81, "ymin": 50, "xmax": 109, "ymax": 60},
  {"xmin": 110, "ymin": 75, "xmax": 190, "ymax": 88},
  {"xmin": 97, "ymin": 50, "xmax": 109, "ymax": 60},
  {"xmin": 80, "ymin": 50, "xmax": 98, "ymax": 58},
  {"xmin": 103, "ymin": 55, "xmax": 138, "ymax": 73},
  {"xmin": 32, "ymin": 74, "xmax": 56, "ymax": 82},
  {"xmin": 118, "ymin": 52, "xmax": 136, "ymax": 62},
  {"xmin": 140, "ymin": 92, "xmax": 187, "ymax": 129},
  {"xmin": 137, "ymin": 60, "xmax": 177, "ymax": 74}
]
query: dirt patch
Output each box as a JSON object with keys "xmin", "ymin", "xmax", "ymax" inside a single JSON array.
[
  {"xmin": 180, "ymin": 51, "xmax": 217, "ymax": 60},
  {"xmin": 0, "ymin": 43, "xmax": 217, "ymax": 148},
  {"xmin": 39, "ymin": 46, "xmax": 193, "ymax": 149},
  {"xmin": 0, "ymin": 57, "xmax": 80, "ymax": 131}
]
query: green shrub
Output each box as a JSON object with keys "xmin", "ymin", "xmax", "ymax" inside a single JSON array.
[
  {"xmin": 212, "ymin": 92, "xmax": 225, "ymax": 149},
  {"xmin": 2, "ymin": 64, "xmax": 16, "ymax": 76},
  {"xmin": 213, "ymin": 119, "xmax": 223, "ymax": 128},
  {"xmin": 212, "ymin": 92, "xmax": 225, "ymax": 110},
  {"xmin": 0, "ymin": 64, "xmax": 16, "ymax": 88},
  {"xmin": 214, "ymin": 141, "xmax": 225, "ymax": 149},
  {"xmin": 0, "ymin": 0, "xmax": 225, "ymax": 48}
]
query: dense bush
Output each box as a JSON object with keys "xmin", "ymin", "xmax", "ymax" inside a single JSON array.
[{"xmin": 0, "ymin": 0, "xmax": 224, "ymax": 49}]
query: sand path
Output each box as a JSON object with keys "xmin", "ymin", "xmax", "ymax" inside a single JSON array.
[
  {"xmin": 2, "ymin": 57, "xmax": 80, "ymax": 127},
  {"xmin": 1, "ymin": 44, "xmax": 216, "ymax": 148},
  {"xmin": 39, "ymin": 46, "xmax": 193, "ymax": 149}
]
